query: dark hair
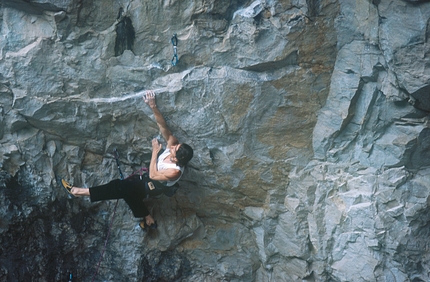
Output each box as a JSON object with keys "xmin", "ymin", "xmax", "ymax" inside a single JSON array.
[{"xmin": 176, "ymin": 143, "xmax": 193, "ymax": 167}]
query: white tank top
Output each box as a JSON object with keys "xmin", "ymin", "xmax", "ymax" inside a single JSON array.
[{"xmin": 157, "ymin": 148, "xmax": 184, "ymax": 186}]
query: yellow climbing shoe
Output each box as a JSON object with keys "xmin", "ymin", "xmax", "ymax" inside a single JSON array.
[{"xmin": 61, "ymin": 179, "xmax": 74, "ymax": 196}]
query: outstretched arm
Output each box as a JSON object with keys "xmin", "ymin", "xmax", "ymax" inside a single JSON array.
[{"xmin": 144, "ymin": 91, "xmax": 179, "ymax": 148}]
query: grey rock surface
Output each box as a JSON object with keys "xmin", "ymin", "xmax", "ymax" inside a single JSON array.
[{"xmin": 0, "ymin": 0, "xmax": 430, "ymax": 281}]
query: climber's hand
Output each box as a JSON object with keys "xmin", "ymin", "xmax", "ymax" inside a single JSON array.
[
  {"xmin": 144, "ymin": 90, "xmax": 156, "ymax": 108},
  {"xmin": 151, "ymin": 138, "xmax": 162, "ymax": 154}
]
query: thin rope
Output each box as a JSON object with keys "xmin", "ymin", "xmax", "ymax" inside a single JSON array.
[
  {"xmin": 91, "ymin": 199, "xmax": 119, "ymax": 282},
  {"xmin": 91, "ymin": 149, "xmax": 125, "ymax": 281}
]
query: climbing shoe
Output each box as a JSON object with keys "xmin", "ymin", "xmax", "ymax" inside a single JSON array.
[
  {"xmin": 61, "ymin": 179, "xmax": 74, "ymax": 197},
  {"xmin": 139, "ymin": 220, "xmax": 157, "ymax": 231}
]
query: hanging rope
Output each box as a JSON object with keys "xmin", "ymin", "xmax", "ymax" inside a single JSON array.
[
  {"xmin": 91, "ymin": 199, "xmax": 119, "ymax": 282},
  {"xmin": 91, "ymin": 149, "xmax": 124, "ymax": 282},
  {"xmin": 171, "ymin": 33, "xmax": 179, "ymax": 66}
]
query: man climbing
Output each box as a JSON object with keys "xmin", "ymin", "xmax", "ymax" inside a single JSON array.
[{"xmin": 61, "ymin": 90, "xmax": 193, "ymax": 229}]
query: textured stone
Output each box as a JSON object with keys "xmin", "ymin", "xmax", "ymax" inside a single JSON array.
[{"xmin": 1, "ymin": 0, "xmax": 430, "ymax": 281}]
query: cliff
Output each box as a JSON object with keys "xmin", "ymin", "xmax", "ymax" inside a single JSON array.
[{"xmin": 1, "ymin": 0, "xmax": 430, "ymax": 281}]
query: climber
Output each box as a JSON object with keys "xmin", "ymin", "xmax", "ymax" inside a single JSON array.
[{"xmin": 61, "ymin": 90, "xmax": 193, "ymax": 229}]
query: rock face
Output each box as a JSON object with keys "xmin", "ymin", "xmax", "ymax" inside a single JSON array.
[{"xmin": 0, "ymin": 0, "xmax": 429, "ymax": 281}]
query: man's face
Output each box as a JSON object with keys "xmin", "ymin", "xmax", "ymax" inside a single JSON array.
[{"xmin": 170, "ymin": 144, "xmax": 182, "ymax": 161}]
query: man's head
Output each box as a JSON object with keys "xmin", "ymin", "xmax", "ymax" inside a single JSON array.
[{"xmin": 173, "ymin": 143, "xmax": 193, "ymax": 167}]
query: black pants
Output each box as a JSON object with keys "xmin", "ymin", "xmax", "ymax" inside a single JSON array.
[{"xmin": 89, "ymin": 175, "xmax": 150, "ymax": 218}]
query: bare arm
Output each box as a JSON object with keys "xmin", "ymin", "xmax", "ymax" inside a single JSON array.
[
  {"xmin": 144, "ymin": 91, "xmax": 178, "ymax": 148},
  {"xmin": 148, "ymin": 138, "xmax": 181, "ymax": 181}
]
